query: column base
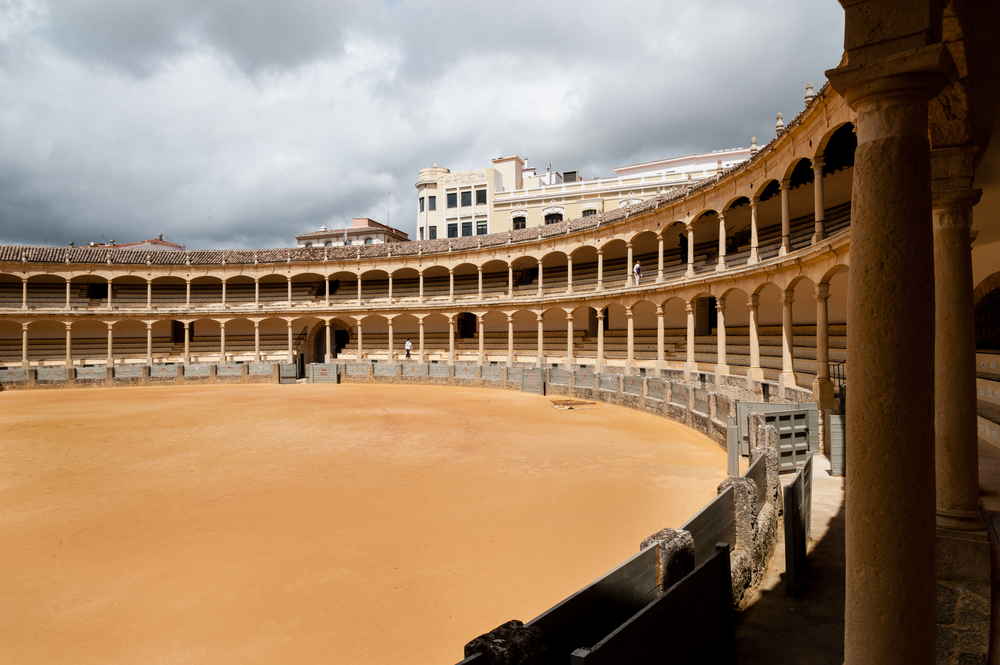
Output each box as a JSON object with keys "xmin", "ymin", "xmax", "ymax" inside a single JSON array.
[
  {"xmin": 715, "ymin": 363, "xmax": 729, "ymax": 376},
  {"xmin": 716, "ymin": 261, "xmax": 726, "ymax": 272},
  {"xmin": 937, "ymin": 508, "xmax": 988, "ymax": 533},
  {"xmin": 748, "ymin": 248, "xmax": 759, "ymax": 265},
  {"xmin": 779, "ymin": 371, "xmax": 797, "ymax": 393},
  {"xmin": 813, "ymin": 231, "xmax": 825, "ymax": 245},
  {"xmin": 747, "ymin": 367, "xmax": 765, "ymax": 381},
  {"xmin": 937, "ymin": 526, "xmax": 990, "ymax": 584},
  {"xmin": 812, "ymin": 377, "xmax": 835, "ymax": 409},
  {"xmin": 684, "ymin": 361, "xmax": 698, "ymax": 376},
  {"xmin": 778, "ymin": 245, "xmax": 788, "ymax": 257},
  {"xmin": 685, "ymin": 269, "xmax": 695, "ymax": 279},
  {"xmin": 21, "ymin": 360, "xmax": 28, "ymax": 369}
]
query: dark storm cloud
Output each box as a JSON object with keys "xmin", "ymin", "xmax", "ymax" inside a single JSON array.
[{"xmin": 0, "ymin": 0, "xmax": 844, "ymax": 249}]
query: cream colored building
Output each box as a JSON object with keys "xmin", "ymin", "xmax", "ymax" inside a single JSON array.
[
  {"xmin": 296, "ymin": 218, "xmax": 408, "ymax": 247},
  {"xmin": 415, "ymin": 147, "xmax": 753, "ymax": 239}
]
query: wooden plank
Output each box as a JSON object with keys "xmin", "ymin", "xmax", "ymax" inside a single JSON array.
[
  {"xmin": 680, "ymin": 486, "xmax": 736, "ymax": 567},
  {"xmin": 570, "ymin": 544, "xmax": 735, "ymax": 664},
  {"xmin": 744, "ymin": 455, "xmax": 767, "ymax": 509}
]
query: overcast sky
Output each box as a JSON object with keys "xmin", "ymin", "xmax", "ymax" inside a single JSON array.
[{"xmin": 0, "ymin": 0, "xmax": 845, "ymax": 249}]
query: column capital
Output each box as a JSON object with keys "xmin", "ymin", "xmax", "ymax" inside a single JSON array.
[
  {"xmin": 536, "ymin": 314, "xmax": 544, "ymax": 322},
  {"xmin": 717, "ymin": 296, "xmax": 727, "ymax": 311},
  {"xmin": 507, "ymin": 315, "xmax": 514, "ymax": 323},
  {"xmin": 625, "ymin": 242, "xmax": 632, "ymax": 249},
  {"xmin": 146, "ymin": 322, "xmax": 154, "ymax": 330},
  {"xmin": 182, "ymin": 321, "xmax": 189, "ymax": 329},
  {"xmin": 932, "ymin": 187, "xmax": 982, "ymax": 214},
  {"xmin": 748, "ymin": 293, "xmax": 760, "ymax": 308},
  {"xmin": 781, "ymin": 290, "xmax": 794, "ymax": 305},
  {"xmin": 685, "ymin": 301, "xmax": 694, "ymax": 314},
  {"xmin": 815, "ymin": 283, "xmax": 831, "ymax": 301},
  {"xmin": 626, "ymin": 308, "xmax": 633, "ymax": 318},
  {"xmin": 717, "ymin": 211, "xmax": 725, "ymax": 222},
  {"xmin": 448, "ymin": 268, "xmax": 454, "ymax": 274},
  {"xmin": 779, "ymin": 178, "xmax": 791, "ymax": 190},
  {"xmin": 597, "ymin": 249, "xmax": 603, "ymax": 255},
  {"xmin": 253, "ymin": 321, "xmax": 259, "ymax": 328},
  {"xmin": 657, "ymin": 305, "xmax": 664, "ymax": 316},
  {"xmin": 750, "ymin": 197, "xmax": 759, "ymax": 209},
  {"xmin": 596, "ymin": 310, "xmax": 605, "ymax": 320},
  {"xmin": 107, "ymin": 322, "xmax": 115, "ymax": 330},
  {"xmin": 65, "ymin": 322, "xmax": 73, "ymax": 330},
  {"xmin": 565, "ymin": 312, "xmax": 574, "ymax": 322},
  {"xmin": 812, "ymin": 156, "xmax": 825, "ymax": 170},
  {"xmin": 22, "ymin": 322, "xmax": 30, "ymax": 331}
]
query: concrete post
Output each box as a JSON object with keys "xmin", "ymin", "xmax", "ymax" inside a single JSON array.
[
  {"xmin": 684, "ymin": 301, "xmax": 696, "ymax": 375},
  {"xmin": 933, "ymin": 171, "xmax": 984, "ymax": 532},
  {"xmin": 507, "ymin": 314, "xmax": 514, "ymax": 366},
  {"xmin": 146, "ymin": 323, "xmax": 153, "ymax": 366},
  {"xmin": 183, "ymin": 322, "xmax": 189, "ymax": 364},
  {"xmin": 812, "ymin": 157, "xmax": 825, "ymax": 243},
  {"xmin": 656, "ymin": 305, "xmax": 665, "ymax": 371},
  {"xmin": 536, "ymin": 313, "xmax": 544, "ymax": 368},
  {"xmin": 596, "ymin": 250, "xmax": 604, "ymax": 291},
  {"xmin": 626, "ymin": 307, "xmax": 634, "ymax": 373},
  {"xmin": 565, "ymin": 312, "xmax": 574, "ymax": 370},
  {"xmin": 325, "ymin": 321, "xmax": 332, "ymax": 362},
  {"xmin": 65, "ymin": 323, "xmax": 73, "ymax": 367},
  {"xmin": 478, "ymin": 315, "xmax": 485, "ymax": 365},
  {"xmin": 566, "ymin": 256, "xmax": 573, "ymax": 294},
  {"xmin": 828, "ymin": 30, "xmax": 953, "ymax": 664},
  {"xmin": 780, "ymin": 289, "xmax": 796, "ymax": 390},
  {"xmin": 749, "ymin": 197, "xmax": 760, "ymax": 264},
  {"xmin": 716, "ymin": 212, "xmax": 727, "ymax": 271},
  {"xmin": 107, "ymin": 323, "xmax": 114, "ymax": 366},
  {"xmin": 812, "ymin": 283, "xmax": 834, "ymax": 408},
  {"xmin": 656, "ymin": 232, "xmax": 664, "ymax": 283},
  {"xmin": 685, "ymin": 224, "xmax": 695, "ymax": 278},
  {"xmin": 220, "ymin": 321, "xmax": 226, "ymax": 363},
  {"xmin": 596, "ymin": 309, "xmax": 605, "ymax": 372},
  {"xmin": 716, "ymin": 297, "xmax": 729, "ymax": 377},
  {"xmin": 448, "ymin": 316, "xmax": 455, "ymax": 365},
  {"xmin": 253, "ymin": 321, "xmax": 260, "ymax": 362},
  {"xmin": 449, "ymin": 268, "xmax": 455, "ymax": 302},
  {"xmin": 779, "ymin": 179, "xmax": 791, "ymax": 256},
  {"xmin": 21, "ymin": 323, "xmax": 29, "ymax": 368},
  {"xmin": 748, "ymin": 294, "xmax": 763, "ymax": 380}
]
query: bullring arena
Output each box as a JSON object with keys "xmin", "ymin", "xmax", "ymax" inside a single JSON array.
[{"xmin": 4, "ymin": 3, "xmax": 1000, "ymax": 663}]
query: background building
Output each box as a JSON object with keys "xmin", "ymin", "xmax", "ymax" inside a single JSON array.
[{"xmin": 296, "ymin": 218, "xmax": 408, "ymax": 247}]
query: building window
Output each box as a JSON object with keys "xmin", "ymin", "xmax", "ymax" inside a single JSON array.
[
  {"xmin": 344, "ymin": 239, "xmax": 351, "ymax": 245},
  {"xmin": 364, "ymin": 238, "xmax": 373, "ymax": 245},
  {"xmin": 513, "ymin": 217, "xmax": 526, "ymax": 230},
  {"xmin": 447, "ymin": 193, "xmax": 457, "ymax": 208},
  {"xmin": 545, "ymin": 213, "xmax": 563, "ymax": 225},
  {"xmin": 325, "ymin": 241, "xmax": 332, "ymax": 246},
  {"xmin": 428, "ymin": 196, "xmax": 436, "ymax": 211},
  {"xmin": 429, "ymin": 226, "xmax": 437, "ymax": 240},
  {"xmin": 461, "ymin": 191, "xmax": 472, "ymax": 207},
  {"xmin": 582, "ymin": 209, "xmax": 597, "ymax": 217},
  {"xmin": 477, "ymin": 220, "xmax": 487, "ymax": 235},
  {"xmin": 419, "ymin": 228, "xmax": 424, "ymax": 240},
  {"xmin": 419, "ymin": 197, "xmax": 425, "ymax": 212},
  {"xmin": 461, "ymin": 221, "xmax": 472, "ymax": 236},
  {"xmin": 305, "ymin": 242, "xmax": 313, "ymax": 248},
  {"xmin": 476, "ymin": 189, "xmax": 487, "ymax": 205},
  {"xmin": 447, "ymin": 223, "xmax": 458, "ymax": 238}
]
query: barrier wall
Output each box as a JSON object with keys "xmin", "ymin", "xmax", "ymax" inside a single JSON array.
[{"xmin": 0, "ymin": 362, "xmax": 291, "ymax": 388}]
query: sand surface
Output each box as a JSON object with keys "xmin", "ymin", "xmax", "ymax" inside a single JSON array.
[{"xmin": 0, "ymin": 383, "xmax": 727, "ymax": 664}]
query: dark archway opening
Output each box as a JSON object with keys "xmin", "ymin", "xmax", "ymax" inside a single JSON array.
[{"xmin": 976, "ymin": 289, "xmax": 1000, "ymax": 350}]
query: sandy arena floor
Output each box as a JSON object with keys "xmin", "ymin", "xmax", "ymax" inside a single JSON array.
[{"xmin": 0, "ymin": 383, "xmax": 728, "ymax": 664}]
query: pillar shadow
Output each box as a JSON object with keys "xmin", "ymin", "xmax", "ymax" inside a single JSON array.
[{"xmin": 734, "ymin": 500, "xmax": 846, "ymax": 664}]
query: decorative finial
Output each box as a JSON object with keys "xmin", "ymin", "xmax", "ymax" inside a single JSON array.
[
  {"xmin": 776, "ymin": 112, "xmax": 784, "ymax": 135},
  {"xmin": 750, "ymin": 136, "xmax": 758, "ymax": 155},
  {"xmin": 804, "ymin": 82, "xmax": 815, "ymax": 104}
]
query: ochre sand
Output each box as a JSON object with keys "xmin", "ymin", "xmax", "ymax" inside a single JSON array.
[{"xmin": 1, "ymin": 383, "xmax": 727, "ymax": 664}]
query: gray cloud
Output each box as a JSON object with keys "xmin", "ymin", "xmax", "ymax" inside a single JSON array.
[{"xmin": 0, "ymin": 0, "xmax": 844, "ymax": 249}]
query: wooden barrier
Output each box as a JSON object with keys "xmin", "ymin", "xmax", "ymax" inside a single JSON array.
[
  {"xmin": 680, "ymin": 486, "xmax": 736, "ymax": 567},
  {"xmin": 783, "ymin": 452, "xmax": 814, "ymax": 598}
]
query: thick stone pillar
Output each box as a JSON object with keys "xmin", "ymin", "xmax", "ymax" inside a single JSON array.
[
  {"xmin": 933, "ymin": 158, "xmax": 984, "ymax": 532},
  {"xmin": 812, "ymin": 283, "xmax": 834, "ymax": 408},
  {"xmin": 448, "ymin": 316, "xmax": 455, "ymax": 365},
  {"xmin": 596, "ymin": 250, "xmax": 604, "ymax": 291},
  {"xmin": 780, "ymin": 289, "xmax": 796, "ymax": 389},
  {"xmin": 656, "ymin": 232, "xmax": 665, "ymax": 283},
  {"xmin": 182, "ymin": 322, "xmax": 189, "ymax": 364},
  {"xmin": 828, "ymin": 29, "xmax": 954, "ymax": 664},
  {"xmin": 21, "ymin": 323, "xmax": 29, "ymax": 368},
  {"xmin": 325, "ymin": 321, "xmax": 332, "ymax": 362},
  {"xmin": 449, "ymin": 269, "xmax": 455, "ymax": 302},
  {"xmin": 626, "ymin": 243, "xmax": 633, "ymax": 286},
  {"xmin": 478, "ymin": 315, "xmax": 485, "ymax": 365},
  {"xmin": 220, "ymin": 321, "xmax": 227, "ymax": 363},
  {"xmin": 813, "ymin": 156, "xmax": 826, "ymax": 243},
  {"xmin": 779, "ymin": 179, "xmax": 791, "ymax": 256},
  {"xmin": 748, "ymin": 294, "xmax": 763, "ymax": 380},
  {"xmin": 626, "ymin": 307, "xmax": 634, "ymax": 372},
  {"xmin": 566, "ymin": 256, "xmax": 573, "ymax": 294},
  {"xmin": 536, "ymin": 261, "xmax": 543, "ymax": 297},
  {"xmin": 716, "ymin": 297, "xmax": 729, "ymax": 377},
  {"xmin": 656, "ymin": 305, "xmax": 665, "ymax": 371},
  {"xmin": 536, "ymin": 313, "xmax": 544, "ymax": 367},
  {"xmin": 66, "ymin": 323, "xmax": 73, "ymax": 367},
  {"xmin": 253, "ymin": 321, "xmax": 260, "ymax": 362},
  {"xmin": 596, "ymin": 309, "xmax": 605, "ymax": 371},
  {"xmin": 749, "ymin": 197, "xmax": 760, "ymax": 264},
  {"xmin": 684, "ymin": 301, "xmax": 696, "ymax": 375},
  {"xmin": 387, "ymin": 318, "xmax": 394, "ymax": 361},
  {"xmin": 685, "ymin": 224, "xmax": 695, "ymax": 278},
  {"xmin": 507, "ymin": 314, "xmax": 514, "ymax": 366},
  {"xmin": 716, "ymin": 212, "xmax": 727, "ymax": 271},
  {"xmin": 146, "ymin": 323, "xmax": 152, "ymax": 366},
  {"xmin": 565, "ymin": 312, "xmax": 574, "ymax": 370}
]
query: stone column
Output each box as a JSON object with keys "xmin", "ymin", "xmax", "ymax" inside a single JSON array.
[
  {"xmin": 106, "ymin": 323, "xmax": 114, "ymax": 367},
  {"xmin": 356, "ymin": 274, "xmax": 362, "ymax": 306},
  {"xmin": 812, "ymin": 283, "xmax": 834, "ymax": 408},
  {"xmin": 220, "ymin": 321, "xmax": 226, "ymax": 363},
  {"xmin": 253, "ymin": 321, "xmax": 260, "ymax": 362},
  {"xmin": 183, "ymin": 322, "xmax": 190, "ymax": 364},
  {"xmin": 507, "ymin": 314, "xmax": 514, "ymax": 366},
  {"xmin": 478, "ymin": 315, "xmax": 485, "ymax": 365},
  {"xmin": 656, "ymin": 232, "xmax": 665, "ymax": 283},
  {"xmin": 749, "ymin": 197, "xmax": 760, "ymax": 264},
  {"xmin": 626, "ymin": 242, "xmax": 633, "ymax": 286},
  {"xmin": 536, "ymin": 313, "xmax": 544, "ymax": 367},
  {"xmin": 449, "ymin": 268, "xmax": 455, "ymax": 302},
  {"xmin": 507, "ymin": 264, "xmax": 513, "ymax": 299},
  {"xmin": 813, "ymin": 156, "xmax": 826, "ymax": 243},
  {"xmin": 780, "ymin": 289, "xmax": 796, "ymax": 389},
  {"xmin": 448, "ymin": 316, "xmax": 455, "ymax": 365},
  {"xmin": 325, "ymin": 278, "xmax": 330, "ymax": 306},
  {"xmin": 565, "ymin": 312, "xmax": 574, "ymax": 370},
  {"xmin": 685, "ymin": 224, "xmax": 695, "ymax": 278},
  {"xmin": 185, "ymin": 279, "xmax": 191, "ymax": 309},
  {"xmin": 933, "ymin": 165, "xmax": 984, "ymax": 531},
  {"xmin": 748, "ymin": 294, "xmax": 763, "ymax": 380},
  {"xmin": 596, "ymin": 309, "xmax": 605, "ymax": 371},
  {"xmin": 656, "ymin": 305, "xmax": 665, "ymax": 371},
  {"xmin": 626, "ymin": 307, "xmax": 635, "ymax": 373},
  {"xmin": 388, "ymin": 273, "xmax": 393, "ymax": 304},
  {"xmin": 684, "ymin": 301, "xmax": 696, "ymax": 375},
  {"xmin": 221, "ymin": 279, "xmax": 227, "ymax": 308},
  {"xmin": 716, "ymin": 212, "xmax": 727, "ymax": 271},
  {"xmin": 65, "ymin": 280, "xmax": 71, "ymax": 309},
  {"xmin": 716, "ymin": 297, "xmax": 729, "ymax": 377},
  {"xmin": 566, "ymin": 256, "xmax": 573, "ymax": 294},
  {"xmin": 66, "ymin": 323, "xmax": 73, "ymax": 367},
  {"xmin": 387, "ymin": 318, "xmax": 394, "ymax": 361},
  {"xmin": 536, "ymin": 260, "xmax": 543, "ymax": 297},
  {"xmin": 147, "ymin": 280, "xmax": 152, "ymax": 309},
  {"xmin": 597, "ymin": 250, "xmax": 604, "ymax": 291},
  {"xmin": 779, "ymin": 179, "xmax": 791, "ymax": 256},
  {"xmin": 828, "ymin": 31, "xmax": 953, "ymax": 664},
  {"xmin": 419, "ymin": 317, "xmax": 425, "ymax": 363},
  {"xmin": 106, "ymin": 279, "xmax": 112, "ymax": 310},
  {"xmin": 419, "ymin": 271, "xmax": 425, "ymax": 303},
  {"xmin": 325, "ymin": 321, "xmax": 332, "ymax": 362},
  {"xmin": 21, "ymin": 323, "xmax": 29, "ymax": 368},
  {"xmin": 356, "ymin": 320, "xmax": 363, "ymax": 361},
  {"xmin": 287, "ymin": 277, "xmax": 292, "ymax": 306},
  {"xmin": 254, "ymin": 279, "xmax": 259, "ymax": 307},
  {"xmin": 287, "ymin": 321, "xmax": 295, "ymax": 364},
  {"xmin": 477, "ymin": 268, "xmax": 483, "ymax": 300}
]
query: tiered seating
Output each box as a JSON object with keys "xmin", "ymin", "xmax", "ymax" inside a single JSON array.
[
  {"xmin": 109, "ymin": 283, "xmax": 323, "ymax": 309},
  {"xmin": 0, "ymin": 337, "xmax": 173, "ymax": 365},
  {"xmin": 0, "ymin": 283, "xmax": 91, "ymax": 310}
]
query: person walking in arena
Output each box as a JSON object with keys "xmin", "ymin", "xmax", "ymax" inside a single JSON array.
[
  {"xmin": 405, "ymin": 338, "xmax": 412, "ymax": 359},
  {"xmin": 633, "ymin": 260, "xmax": 642, "ymax": 286}
]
